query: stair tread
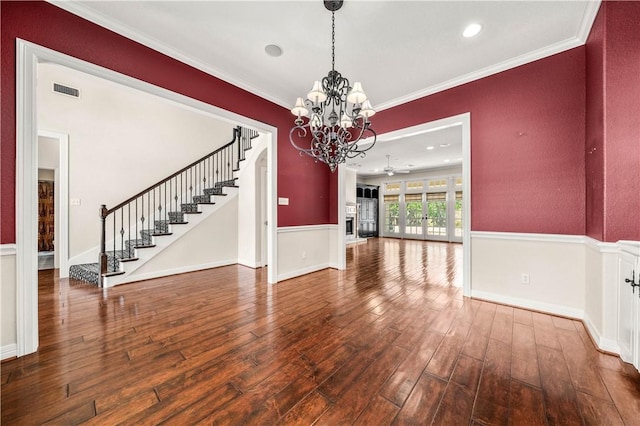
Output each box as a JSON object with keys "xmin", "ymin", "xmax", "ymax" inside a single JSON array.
[
  {"xmin": 103, "ymin": 271, "xmax": 125, "ymax": 277},
  {"xmin": 133, "ymin": 244, "xmax": 156, "ymax": 249},
  {"xmin": 119, "ymin": 257, "xmax": 139, "ymax": 263}
]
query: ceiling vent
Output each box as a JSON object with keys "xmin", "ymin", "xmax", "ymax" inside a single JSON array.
[{"xmin": 53, "ymin": 83, "xmax": 80, "ymax": 98}]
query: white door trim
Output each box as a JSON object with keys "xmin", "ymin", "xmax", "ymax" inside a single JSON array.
[{"xmin": 16, "ymin": 38, "xmax": 279, "ymax": 357}]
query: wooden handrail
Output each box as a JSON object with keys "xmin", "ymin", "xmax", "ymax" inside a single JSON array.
[{"xmin": 101, "ymin": 127, "xmax": 243, "ymax": 218}]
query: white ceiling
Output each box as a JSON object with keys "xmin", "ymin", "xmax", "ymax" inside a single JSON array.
[{"xmin": 51, "ymin": 0, "xmax": 599, "ymax": 175}]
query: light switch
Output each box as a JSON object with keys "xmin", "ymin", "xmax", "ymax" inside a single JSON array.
[
  {"xmin": 278, "ymin": 197, "xmax": 289, "ymax": 206},
  {"xmin": 70, "ymin": 198, "xmax": 81, "ymax": 206}
]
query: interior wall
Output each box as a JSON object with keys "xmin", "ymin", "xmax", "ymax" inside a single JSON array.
[
  {"xmin": 237, "ymin": 135, "xmax": 267, "ymax": 268},
  {"xmin": 37, "ymin": 63, "xmax": 239, "ymax": 258},
  {"xmin": 127, "ymin": 197, "xmax": 239, "ymax": 280},
  {"xmin": 368, "ymin": 48, "xmax": 586, "ymax": 236},
  {"xmin": 345, "ymin": 169, "xmax": 357, "ymax": 205}
]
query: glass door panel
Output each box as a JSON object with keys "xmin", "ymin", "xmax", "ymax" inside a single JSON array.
[
  {"xmin": 426, "ymin": 192, "xmax": 447, "ymax": 239},
  {"xmin": 383, "ymin": 195, "xmax": 401, "ymax": 236},
  {"xmin": 404, "ymin": 193, "xmax": 424, "ymax": 237},
  {"xmin": 454, "ymin": 191, "xmax": 463, "ymax": 240}
]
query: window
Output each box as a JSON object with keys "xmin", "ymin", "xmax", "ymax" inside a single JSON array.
[
  {"xmin": 406, "ymin": 180, "xmax": 424, "ymax": 191},
  {"xmin": 385, "ymin": 182, "xmax": 401, "ymax": 192},
  {"xmin": 428, "ymin": 178, "xmax": 447, "ymax": 189},
  {"xmin": 383, "ymin": 195, "xmax": 400, "ymax": 234}
]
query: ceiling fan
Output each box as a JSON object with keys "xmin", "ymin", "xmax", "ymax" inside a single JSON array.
[{"xmin": 383, "ymin": 154, "xmax": 410, "ymax": 176}]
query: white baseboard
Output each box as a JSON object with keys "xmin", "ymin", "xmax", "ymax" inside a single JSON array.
[
  {"xmin": 583, "ymin": 311, "xmax": 620, "ymax": 354},
  {"xmin": 471, "ymin": 289, "xmax": 584, "ymax": 319},
  {"xmin": 237, "ymin": 259, "xmax": 259, "ymax": 269},
  {"xmin": 1, "ymin": 343, "xmax": 17, "ymax": 360},
  {"xmin": 106, "ymin": 259, "xmax": 238, "ymax": 287},
  {"xmin": 277, "ymin": 263, "xmax": 330, "ymax": 282}
]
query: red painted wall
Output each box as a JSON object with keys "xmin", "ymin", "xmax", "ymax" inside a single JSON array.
[
  {"xmin": 586, "ymin": 1, "xmax": 640, "ymax": 242},
  {"xmin": 585, "ymin": 5, "xmax": 606, "ymax": 241},
  {"xmin": 0, "ymin": 1, "xmax": 331, "ymax": 244},
  {"xmin": 372, "ymin": 49, "xmax": 587, "ymax": 235},
  {"xmin": 602, "ymin": 1, "xmax": 640, "ymax": 242}
]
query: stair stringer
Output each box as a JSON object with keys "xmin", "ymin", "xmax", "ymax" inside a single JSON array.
[{"xmin": 103, "ymin": 187, "xmax": 239, "ymax": 287}]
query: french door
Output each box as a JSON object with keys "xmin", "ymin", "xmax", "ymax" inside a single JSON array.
[{"xmin": 382, "ymin": 177, "xmax": 463, "ymax": 242}]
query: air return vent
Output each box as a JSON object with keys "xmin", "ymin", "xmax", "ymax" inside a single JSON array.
[{"xmin": 53, "ymin": 83, "xmax": 80, "ymax": 98}]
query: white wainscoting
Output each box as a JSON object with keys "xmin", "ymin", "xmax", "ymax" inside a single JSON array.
[
  {"xmin": 1, "ymin": 244, "xmax": 17, "ymax": 360},
  {"xmin": 277, "ymin": 225, "xmax": 339, "ymax": 282},
  {"xmin": 471, "ymin": 232, "xmax": 588, "ymax": 318},
  {"xmin": 471, "ymin": 231, "xmax": 640, "ymax": 363}
]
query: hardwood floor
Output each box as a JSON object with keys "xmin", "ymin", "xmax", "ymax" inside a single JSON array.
[{"xmin": 2, "ymin": 238, "xmax": 639, "ymax": 425}]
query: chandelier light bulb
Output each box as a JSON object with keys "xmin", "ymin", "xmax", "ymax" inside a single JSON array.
[
  {"xmin": 360, "ymin": 100, "xmax": 376, "ymax": 118},
  {"xmin": 307, "ymin": 80, "xmax": 327, "ymax": 103},
  {"xmin": 340, "ymin": 113, "xmax": 352, "ymax": 129},
  {"xmin": 347, "ymin": 82, "xmax": 367, "ymax": 104},
  {"xmin": 291, "ymin": 97, "xmax": 309, "ymax": 117}
]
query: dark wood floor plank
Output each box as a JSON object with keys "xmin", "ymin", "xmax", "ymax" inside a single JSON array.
[
  {"xmin": 461, "ymin": 310, "xmax": 495, "ymax": 361},
  {"xmin": 3, "ymin": 239, "xmax": 639, "ymax": 426},
  {"xmin": 425, "ymin": 320, "xmax": 471, "ymax": 380},
  {"xmin": 380, "ymin": 329, "xmax": 444, "ymax": 406},
  {"xmin": 431, "ymin": 382, "xmax": 475, "ymax": 425},
  {"xmin": 599, "ymin": 368, "xmax": 640, "ymax": 425},
  {"xmin": 556, "ymin": 328, "xmax": 612, "ymax": 401},
  {"xmin": 391, "ymin": 372, "xmax": 447, "ymax": 426},
  {"xmin": 576, "ymin": 391, "xmax": 625, "ymax": 426},
  {"xmin": 450, "ymin": 354, "xmax": 483, "ymax": 395},
  {"xmin": 472, "ymin": 338, "xmax": 511, "ymax": 426},
  {"xmin": 508, "ymin": 379, "xmax": 546, "ymax": 426},
  {"xmin": 537, "ymin": 344, "xmax": 584, "ymax": 425},
  {"xmin": 316, "ymin": 344, "xmax": 409, "ymax": 425},
  {"xmin": 352, "ymin": 394, "xmax": 401, "ymax": 426},
  {"xmin": 511, "ymin": 321, "xmax": 541, "ymax": 388},
  {"xmin": 277, "ymin": 391, "xmax": 331, "ymax": 425}
]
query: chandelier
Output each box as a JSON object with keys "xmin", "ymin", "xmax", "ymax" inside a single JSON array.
[{"xmin": 289, "ymin": 0, "xmax": 376, "ymax": 172}]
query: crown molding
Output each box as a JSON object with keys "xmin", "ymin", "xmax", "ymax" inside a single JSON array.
[
  {"xmin": 47, "ymin": 1, "xmax": 291, "ymax": 108},
  {"xmin": 48, "ymin": 0, "xmax": 601, "ymax": 113},
  {"xmin": 376, "ymin": 35, "xmax": 585, "ymax": 111}
]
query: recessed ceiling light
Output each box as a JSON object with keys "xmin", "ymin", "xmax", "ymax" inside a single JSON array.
[
  {"xmin": 439, "ymin": 143, "xmax": 450, "ymax": 148},
  {"xmin": 265, "ymin": 44, "xmax": 283, "ymax": 57},
  {"xmin": 444, "ymin": 159, "xmax": 451, "ymax": 163},
  {"xmin": 463, "ymin": 23, "xmax": 483, "ymax": 38},
  {"xmin": 426, "ymin": 146, "xmax": 435, "ymax": 150}
]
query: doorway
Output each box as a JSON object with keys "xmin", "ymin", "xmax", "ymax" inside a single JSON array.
[
  {"xmin": 339, "ymin": 113, "xmax": 471, "ymax": 296},
  {"xmin": 16, "ymin": 39, "xmax": 279, "ymax": 358}
]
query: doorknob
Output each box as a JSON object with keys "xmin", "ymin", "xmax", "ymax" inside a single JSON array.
[{"xmin": 625, "ymin": 270, "xmax": 640, "ymax": 296}]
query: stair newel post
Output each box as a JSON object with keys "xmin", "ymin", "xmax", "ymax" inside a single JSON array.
[
  {"xmin": 236, "ymin": 126, "xmax": 241, "ymax": 171},
  {"xmin": 99, "ymin": 204, "xmax": 108, "ymax": 287}
]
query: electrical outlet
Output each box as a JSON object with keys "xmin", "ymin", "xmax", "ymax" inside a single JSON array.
[{"xmin": 521, "ymin": 273, "xmax": 530, "ymax": 285}]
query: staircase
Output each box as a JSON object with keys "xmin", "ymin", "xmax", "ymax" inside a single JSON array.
[{"xmin": 69, "ymin": 126, "xmax": 258, "ymax": 287}]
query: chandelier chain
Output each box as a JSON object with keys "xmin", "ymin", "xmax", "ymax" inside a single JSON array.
[{"xmin": 331, "ymin": 10, "xmax": 335, "ymax": 72}]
